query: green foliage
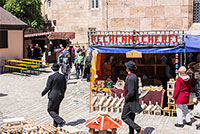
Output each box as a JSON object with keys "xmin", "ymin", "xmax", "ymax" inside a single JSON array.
[
  {"xmin": 2, "ymin": 0, "xmax": 45, "ymax": 28},
  {"xmin": 0, "ymin": 0, "xmax": 6, "ymax": 7}
]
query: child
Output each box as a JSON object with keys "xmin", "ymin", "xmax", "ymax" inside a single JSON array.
[{"xmin": 61, "ymin": 58, "xmax": 70, "ymax": 83}]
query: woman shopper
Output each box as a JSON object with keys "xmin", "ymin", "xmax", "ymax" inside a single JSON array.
[
  {"xmin": 172, "ymin": 66, "xmax": 192, "ymax": 128},
  {"xmin": 74, "ymin": 50, "xmax": 84, "ymax": 79}
]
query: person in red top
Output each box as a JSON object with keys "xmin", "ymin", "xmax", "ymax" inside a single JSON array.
[{"xmin": 172, "ymin": 66, "xmax": 192, "ymax": 128}]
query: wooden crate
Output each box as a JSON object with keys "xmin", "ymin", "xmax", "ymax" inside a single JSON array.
[
  {"xmin": 40, "ymin": 124, "xmax": 59, "ymax": 134},
  {"xmin": 62, "ymin": 126, "xmax": 81, "ymax": 134}
]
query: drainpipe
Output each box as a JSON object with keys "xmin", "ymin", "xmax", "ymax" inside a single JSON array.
[{"xmin": 106, "ymin": 0, "xmax": 108, "ymax": 30}]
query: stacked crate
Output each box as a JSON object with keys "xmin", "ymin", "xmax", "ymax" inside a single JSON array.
[{"xmin": 167, "ymin": 79, "xmax": 175, "ymax": 103}]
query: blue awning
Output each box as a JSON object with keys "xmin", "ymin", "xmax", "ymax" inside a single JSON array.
[
  {"xmin": 88, "ymin": 46, "xmax": 184, "ymax": 54},
  {"xmin": 184, "ymin": 34, "xmax": 200, "ymax": 52}
]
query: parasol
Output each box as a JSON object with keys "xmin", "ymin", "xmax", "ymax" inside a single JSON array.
[{"xmin": 85, "ymin": 112, "xmax": 122, "ymax": 131}]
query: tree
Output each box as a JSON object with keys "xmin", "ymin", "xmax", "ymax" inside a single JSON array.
[
  {"xmin": 0, "ymin": 0, "xmax": 6, "ymax": 7},
  {"xmin": 2, "ymin": 0, "xmax": 45, "ymax": 29}
]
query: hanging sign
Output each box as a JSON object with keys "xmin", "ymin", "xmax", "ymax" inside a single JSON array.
[{"xmin": 126, "ymin": 50, "xmax": 142, "ymax": 58}]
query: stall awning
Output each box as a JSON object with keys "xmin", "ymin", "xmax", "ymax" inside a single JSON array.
[
  {"xmin": 48, "ymin": 32, "xmax": 75, "ymax": 40},
  {"xmin": 88, "ymin": 46, "xmax": 184, "ymax": 54},
  {"xmin": 184, "ymin": 34, "xmax": 200, "ymax": 52},
  {"xmin": 24, "ymin": 32, "xmax": 51, "ymax": 38}
]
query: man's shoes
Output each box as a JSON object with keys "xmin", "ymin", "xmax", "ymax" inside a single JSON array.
[
  {"xmin": 58, "ymin": 121, "xmax": 66, "ymax": 128},
  {"xmin": 196, "ymin": 124, "xmax": 200, "ymax": 130},
  {"xmin": 138, "ymin": 128, "xmax": 144, "ymax": 134},
  {"xmin": 175, "ymin": 123, "xmax": 184, "ymax": 128},
  {"xmin": 185, "ymin": 122, "xmax": 192, "ymax": 126}
]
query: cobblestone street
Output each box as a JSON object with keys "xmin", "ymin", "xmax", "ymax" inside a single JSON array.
[{"xmin": 0, "ymin": 68, "xmax": 199, "ymax": 134}]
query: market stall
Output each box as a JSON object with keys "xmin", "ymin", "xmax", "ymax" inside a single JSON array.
[
  {"xmin": 24, "ymin": 32, "xmax": 75, "ymax": 63},
  {"xmin": 88, "ymin": 30, "xmax": 186, "ymax": 114}
]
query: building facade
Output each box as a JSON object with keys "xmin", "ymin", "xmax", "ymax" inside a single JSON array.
[
  {"xmin": 0, "ymin": 7, "xmax": 26, "ymax": 72},
  {"xmin": 41, "ymin": 0, "xmax": 193, "ymax": 44}
]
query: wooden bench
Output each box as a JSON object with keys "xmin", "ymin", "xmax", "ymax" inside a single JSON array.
[
  {"xmin": 3, "ymin": 65, "xmax": 27, "ymax": 75},
  {"xmin": 61, "ymin": 126, "xmax": 81, "ymax": 134},
  {"xmin": 15, "ymin": 64, "xmax": 40, "ymax": 74},
  {"xmin": 21, "ymin": 58, "xmax": 44, "ymax": 63},
  {"xmin": 20, "ymin": 59, "xmax": 49, "ymax": 68},
  {"xmin": 40, "ymin": 124, "xmax": 59, "ymax": 134}
]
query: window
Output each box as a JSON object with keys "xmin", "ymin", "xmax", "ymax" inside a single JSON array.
[
  {"xmin": 91, "ymin": 0, "xmax": 98, "ymax": 9},
  {"xmin": 0, "ymin": 31, "xmax": 8, "ymax": 48},
  {"xmin": 96, "ymin": 0, "xmax": 98, "ymax": 8},
  {"xmin": 194, "ymin": 0, "xmax": 200, "ymax": 23},
  {"xmin": 48, "ymin": 0, "xmax": 51, "ymax": 8}
]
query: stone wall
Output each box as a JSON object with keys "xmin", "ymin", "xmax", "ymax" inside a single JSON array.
[{"xmin": 41, "ymin": 0, "xmax": 193, "ymax": 44}]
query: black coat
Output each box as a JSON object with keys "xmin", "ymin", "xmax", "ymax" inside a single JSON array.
[
  {"xmin": 195, "ymin": 78, "xmax": 200, "ymax": 101},
  {"xmin": 42, "ymin": 72, "xmax": 67, "ymax": 101},
  {"xmin": 124, "ymin": 73, "xmax": 142, "ymax": 113},
  {"xmin": 85, "ymin": 55, "xmax": 92, "ymax": 68}
]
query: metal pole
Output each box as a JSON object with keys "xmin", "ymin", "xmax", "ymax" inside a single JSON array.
[
  {"xmin": 89, "ymin": 80, "xmax": 92, "ymax": 112},
  {"xmin": 184, "ymin": 49, "xmax": 186, "ymax": 66},
  {"xmin": 180, "ymin": 53, "xmax": 182, "ymax": 66}
]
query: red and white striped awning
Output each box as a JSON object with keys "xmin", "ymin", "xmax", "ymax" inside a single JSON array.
[{"xmin": 24, "ymin": 32, "xmax": 52, "ymax": 38}]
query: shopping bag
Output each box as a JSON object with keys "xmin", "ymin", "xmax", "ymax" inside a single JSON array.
[{"xmin": 71, "ymin": 65, "xmax": 76, "ymax": 74}]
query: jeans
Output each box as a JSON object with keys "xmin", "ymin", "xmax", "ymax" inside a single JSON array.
[
  {"xmin": 76, "ymin": 65, "xmax": 83, "ymax": 79},
  {"xmin": 64, "ymin": 74, "xmax": 68, "ymax": 84},
  {"xmin": 194, "ymin": 102, "xmax": 200, "ymax": 116},
  {"xmin": 176, "ymin": 104, "xmax": 191, "ymax": 124}
]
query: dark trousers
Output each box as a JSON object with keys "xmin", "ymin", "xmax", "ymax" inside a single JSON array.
[
  {"xmin": 85, "ymin": 67, "xmax": 91, "ymax": 82},
  {"xmin": 76, "ymin": 65, "xmax": 83, "ymax": 79},
  {"xmin": 122, "ymin": 103, "xmax": 141, "ymax": 134},
  {"xmin": 47, "ymin": 98, "xmax": 64, "ymax": 127}
]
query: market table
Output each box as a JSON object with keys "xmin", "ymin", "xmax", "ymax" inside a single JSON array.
[
  {"xmin": 6, "ymin": 60, "xmax": 40, "ymax": 74},
  {"xmin": 21, "ymin": 58, "xmax": 44, "ymax": 63},
  {"xmin": 7, "ymin": 60, "xmax": 37, "ymax": 65}
]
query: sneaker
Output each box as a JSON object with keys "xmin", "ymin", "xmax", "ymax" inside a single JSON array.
[
  {"xmin": 185, "ymin": 122, "xmax": 192, "ymax": 126},
  {"xmin": 175, "ymin": 123, "xmax": 184, "ymax": 128}
]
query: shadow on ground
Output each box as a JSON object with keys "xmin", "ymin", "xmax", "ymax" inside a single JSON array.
[
  {"xmin": 66, "ymin": 119, "xmax": 86, "ymax": 126},
  {"xmin": 0, "ymin": 93, "xmax": 8, "ymax": 97},
  {"xmin": 68, "ymin": 82, "xmax": 78, "ymax": 85},
  {"xmin": 144, "ymin": 127, "xmax": 155, "ymax": 134}
]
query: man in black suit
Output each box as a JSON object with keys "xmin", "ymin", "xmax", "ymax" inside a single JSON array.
[
  {"xmin": 121, "ymin": 61, "xmax": 144, "ymax": 134},
  {"xmin": 41, "ymin": 63, "xmax": 66, "ymax": 127}
]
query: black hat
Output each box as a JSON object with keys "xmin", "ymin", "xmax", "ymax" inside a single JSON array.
[
  {"xmin": 51, "ymin": 63, "xmax": 60, "ymax": 71},
  {"xmin": 125, "ymin": 61, "xmax": 137, "ymax": 70}
]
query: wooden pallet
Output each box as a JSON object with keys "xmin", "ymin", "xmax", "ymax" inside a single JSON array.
[
  {"xmin": 0, "ymin": 117, "xmax": 34, "ymax": 134},
  {"xmin": 62, "ymin": 126, "xmax": 81, "ymax": 134},
  {"xmin": 40, "ymin": 124, "xmax": 59, "ymax": 134}
]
